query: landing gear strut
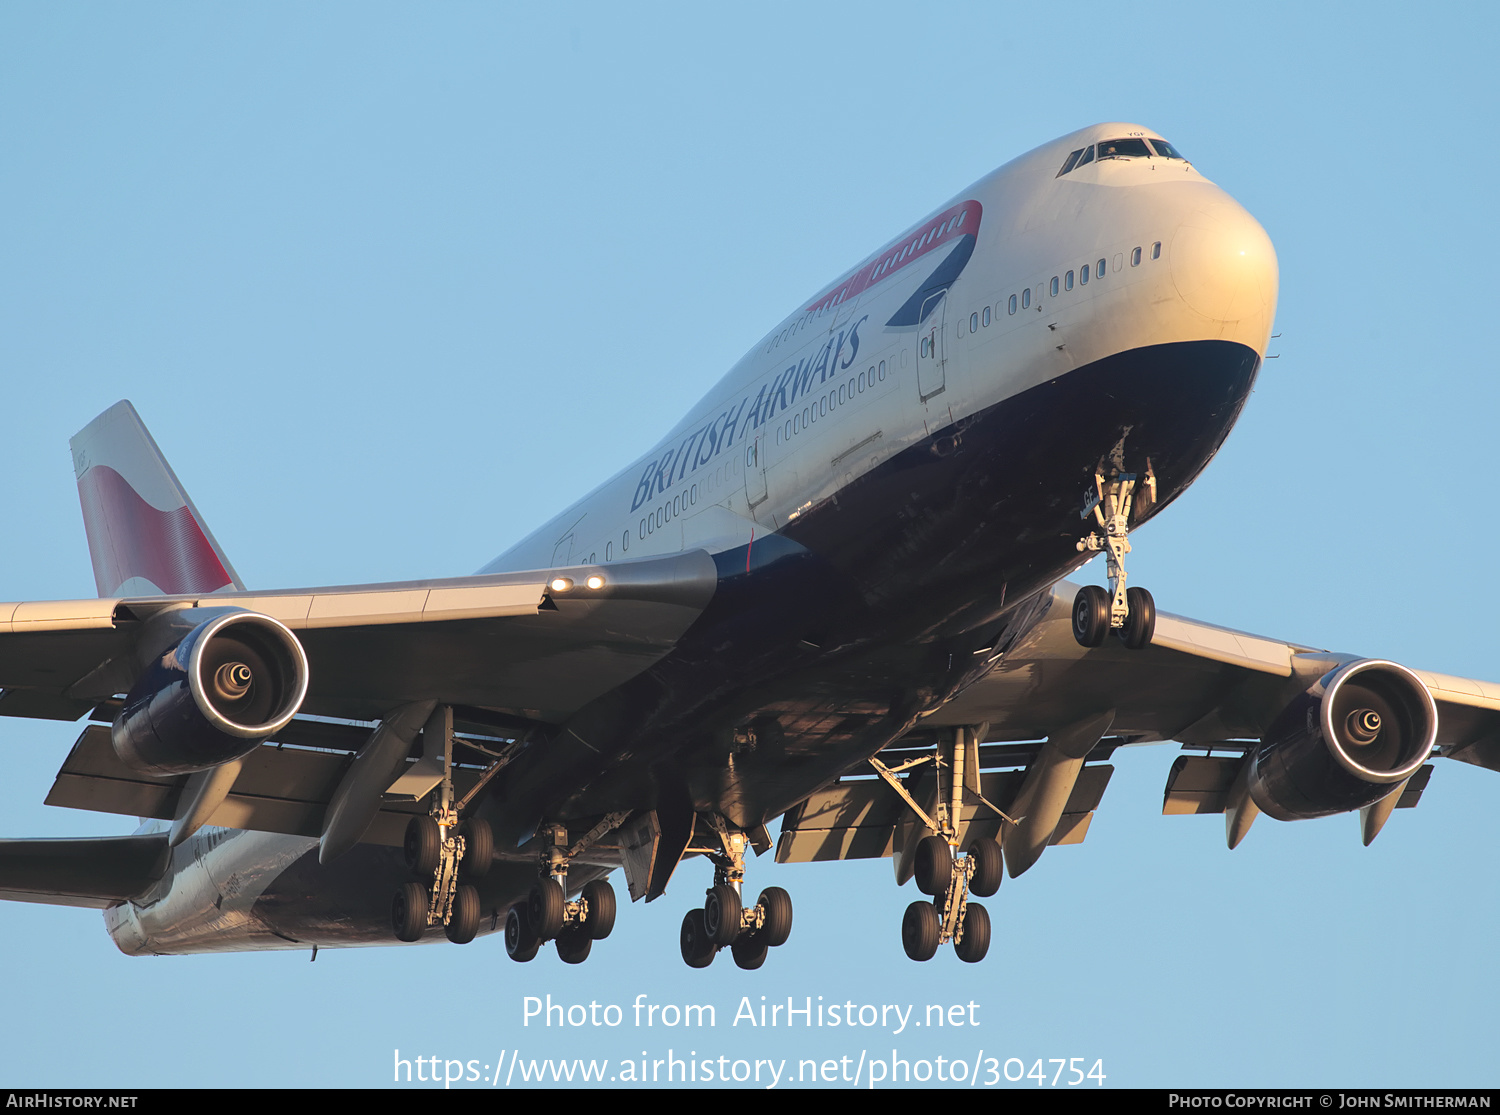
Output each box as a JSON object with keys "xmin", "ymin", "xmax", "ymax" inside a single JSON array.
[
  {"xmin": 505, "ymin": 812, "xmax": 626, "ymax": 964},
  {"xmin": 1074, "ymin": 460, "xmax": 1157, "ymax": 649},
  {"xmin": 679, "ymin": 818, "xmax": 792, "ymax": 970}
]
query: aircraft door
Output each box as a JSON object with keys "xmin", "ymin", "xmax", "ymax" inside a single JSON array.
[
  {"xmin": 916, "ymin": 291, "xmax": 946, "ymax": 401},
  {"xmin": 743, "ymin": 434, "xmax": 768, "ymax": 510}
]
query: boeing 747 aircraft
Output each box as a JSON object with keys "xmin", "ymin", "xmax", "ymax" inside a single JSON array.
[{"xmin": 3, "ymin": 123, "xmax": 1494, "ymax": 969}]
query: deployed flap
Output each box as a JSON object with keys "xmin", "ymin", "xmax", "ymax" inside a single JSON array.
[
  {"xmin": 1164, "ymin": 756, "xmax": 1434, "ymax": 815},
  {"xmin": 775, "ymin": 765, "xmax": 1112, "ymax": 865},
  {"xmin": 46, "ymin": 724, "xmax": 468, "ymax": 846},
  {"xmin": 70, "ymin": 401, "xmax": 243, "ymax": 597},
  {"xmin": 0, "ymin": 833, "xmax": 169, "ymax": 909}
]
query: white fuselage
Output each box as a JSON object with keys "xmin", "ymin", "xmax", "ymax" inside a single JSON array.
[
  {"xmin": 107, "ymin": 122, "xmax": 1278, "ymax": 955},
  {"xmin": 486, "ymin": 121, "xmax": 1275, "ymax": 574}
]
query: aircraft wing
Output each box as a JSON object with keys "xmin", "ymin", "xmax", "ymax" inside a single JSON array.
[
  {"xmin": 926, "ymin": 581, "xmax": 1500, "ymax": 773},
  {"xmin": 0, "ymin": 549, "xmax": 718, "ymax": 725},
  {"xmin": 777, "ymin": 581, "xmax": 1499, "ymax": 874}
]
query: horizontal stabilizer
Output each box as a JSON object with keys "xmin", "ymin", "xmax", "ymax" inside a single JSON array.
[{"xmin": 0, "ymin": 833, "xmax": 169, "ymax": 909}]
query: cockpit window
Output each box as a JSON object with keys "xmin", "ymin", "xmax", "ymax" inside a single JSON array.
[
  {"xmin": 1147, "ymin": 138, "xmax": 1185, "ymax": 159},
  {"xmin": 1056, "ymin": 144, "xmax": 1096, "ymax": 177},
  {"xmin": 1097, "ymin": 137, "xmax": 1153, "ymax": 160}
]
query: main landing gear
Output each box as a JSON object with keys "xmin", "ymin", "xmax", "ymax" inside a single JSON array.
[
  {"xmin": 505, "ymin": 814, "xmax": 625, "ymax": 965},
  {"xmin": 871, "ymin": 726, "xmax": 1003, "ymax": 963},
  {"xmin": 902, "ymin": 832, "xmax": 1002, "ymax": 964},
  {"xmin": 680, "ymin": 821, "xmax": 793, "ymax": 971},
  {"xmin": 389, "ymin": 710, "xmax": 493, "ymax": 944},
  {"xmin": 1073, "ymin": 460, "xmax": 1157, "ymax": 650}
]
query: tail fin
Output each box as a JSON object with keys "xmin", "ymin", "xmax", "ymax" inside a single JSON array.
[{"xmin": 70, "ymin": 401, "xmax": 244, "ymax": 598}]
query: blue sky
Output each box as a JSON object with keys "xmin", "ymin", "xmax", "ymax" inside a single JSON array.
[{"xmin": 1, "ymin": 1, "xmax": 1497, "ymax": 1089}]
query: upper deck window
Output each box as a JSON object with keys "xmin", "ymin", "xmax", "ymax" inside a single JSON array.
[
  {"xmin": 1146, "ymin": 138, "xmax": 1186, "ymax": 159},
  {"xmin": 1097, "ymin": 137, "xmax": 1153, "ymax": 160}
]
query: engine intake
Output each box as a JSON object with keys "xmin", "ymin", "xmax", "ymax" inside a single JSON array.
[
  {"xmin": 112, "ymin": 611, "xmax": 310, "ymax": 775},
  {"xmin": 1248, "ymin": 659, "xmax": 1436, "ymax": 821}
]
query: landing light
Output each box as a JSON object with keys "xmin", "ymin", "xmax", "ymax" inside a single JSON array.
[
  {"xmin": 586, "ymin": 575, "xmax": 605, "ymax": 590},
  {"xmin": 550, "ymin": 577, "xmax": 574, "ymax": 593}
]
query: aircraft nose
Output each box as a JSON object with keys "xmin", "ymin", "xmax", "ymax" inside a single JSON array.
[{"xmin": 1169, "ymin": 198, "xmax": 1278, "ymax": 350}]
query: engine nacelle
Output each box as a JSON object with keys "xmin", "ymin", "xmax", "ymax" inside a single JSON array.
[
  {"xmin": 1248, "ymin": 659, "xmax": 1436, "ymax": 821},
  {"xmin": 112, "ymin": 611, "xmax": 310, "ymax": 776}
]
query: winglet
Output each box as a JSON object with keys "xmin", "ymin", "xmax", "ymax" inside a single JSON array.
[{"xmin": 70, "ymin": 401, "xmax": 244, "ymax": 598}]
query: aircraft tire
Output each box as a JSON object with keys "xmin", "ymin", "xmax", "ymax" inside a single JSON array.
[
  {"xmin": 458, "ymin": 819, "xmax": 493, "ymax": 880},
  {"xmin": 913, "ymin": 835, "xmax": 953, "ymax": 897},
  {"xmin": 445, "ymin": 884, "xmax": 480, "ymax": 944},
  {"xmin": 529, "ymin": 878, "xmax": 565, "ymax": 940},
  {"xmin": 731, "ymin": 932, "xmax": 768, "ymax": 971},
  {"xmin": 902, "ymin": 901, "xmax": 940, "ymax": 962},
  {"xmin": 1072, "ymin": 585, "xmax": 1111, "ymax": 648},
  {"xmin": 703, "ymin": 884, "xmax": 742, "ymax": 946},
  {"xmin": 505, "ymin": 905, "xmax": 540, "ymax": 962},
  {"xmin": 556, "ymin": 928, "xmax": 593, "ymax": 965},
  {"xmin": 955, "ymin": 902, "xmax": 991, "ymax": 963},
  {"xmin": 581, "ymin": 880, "xmax": 616, "ymax": 940},
  {"xmin": 1120, "ymin": 587, "xmax": 1156, "ymax": 649},
  {"xmin": 757, "ymin": 886, "xmax": 793, "ymax": 947},
  {"xmin": 404, "ymin": 816, "xmax": 441, "ymax": 877},
  {"xmin": 392, "ymin": 882, "xmax": 428, "ymax": 942},
  {"xmin": 967, "ymin": 837, "xmax": 1003, "ymax": 897},
  {"xmin": 680, "ymin": 909, "xmax": 716, "ymax": 969}
]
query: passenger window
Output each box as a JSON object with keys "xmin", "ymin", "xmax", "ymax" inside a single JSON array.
[
  {"xmin": 1079, "ymin": 265, "xmax": 1089, "ymax": 286},
  {"xmin": 1096, "ymin": 259, "xmax": 1105, "ymax": 278},
  {"xmin": 1049, "ymin": 277, "xmax": 1059, "ymax": 296},
  {"xmin": 982, "ymin": 306, "xmax": 990, "ymax": 327},
  {"xmin": 1131, "ymin": 247, "xmax": 1142, "ymax": 266},
  {"xmin": 1152, "ymin": 241, "xmax": 1161, "ymax": 260},
  {"xmin": 878, "ymin": 359, "xmax": 887, "ymax": 380},
  {"xmin": 606, "ymin": 541, "xmax": 613, "ymax": 560},
  {"xmin": 1022, "ymin": 289, "xmax": 1030, "ymax": 309},
  {"xmin": 1008, "ymin": 294, "xmax": 1017, "ymax": 315},
  {"xmin": 970, "ymin": 311, "xmax": 979, "ymax": 332},
  {"xmin": 1065, "ymin": 270, "xmax": 1074, "ymax": 291}
]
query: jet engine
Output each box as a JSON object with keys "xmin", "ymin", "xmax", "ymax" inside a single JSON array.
[
  {"xmin": 1247, "ymin": 659, "xmax": 1436, "ymax": 821},
  {"xmin": 112, "ymin": 611, "xmax": 310, "ymax": 776}
]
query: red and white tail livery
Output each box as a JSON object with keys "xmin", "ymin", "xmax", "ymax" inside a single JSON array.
[{"xmin": 70, "ymin": 400, "xmax": 243, "ymax": 597}]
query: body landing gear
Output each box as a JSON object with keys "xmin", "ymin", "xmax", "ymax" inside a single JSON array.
[
  {"xmin": 506, "ymin": 816, "xmax": 624, "ymax": 965},
  {"xmin": 679, "ymin": 821, "xmax": 792, "ymax": 970},
  {"xmin": 1074, "ymin": 461, "xmax": 1157, "ymax": 650}
]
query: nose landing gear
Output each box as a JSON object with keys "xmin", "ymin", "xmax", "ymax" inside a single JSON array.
[{"xmin": 1074, "ymin": 460, "xmax": 1157, "ymax": 649}]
